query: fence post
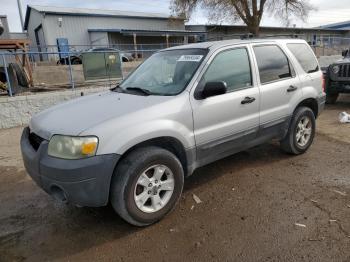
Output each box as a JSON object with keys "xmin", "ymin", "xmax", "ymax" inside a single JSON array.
[
  {"xmin": 67, "ymin": 52, "xmax": 75, "ymax": 90},
  {"xmin": 2, "ymin": 54, "xmax": 13, "ymax": 97}
]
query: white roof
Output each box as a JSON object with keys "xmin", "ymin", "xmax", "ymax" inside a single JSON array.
[{"xmin": 29, "ymin": 5, "xmax": 178, "ymax": 20}]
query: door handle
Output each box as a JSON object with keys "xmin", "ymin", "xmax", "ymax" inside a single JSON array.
[
  {"xmin": 241, "ymin": 96, "xmax": 256, "ymax": 104},
  {"xmin": 287, "ymin": 85, "xmax": 298, "ymax": 92}
]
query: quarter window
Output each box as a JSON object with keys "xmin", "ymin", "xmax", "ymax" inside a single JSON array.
[
  {"xmin": 201, "ymin": 48, "xmax": 252, "ymax": 92},
  {"xmin": 254, "ymin": 45, "xmax": 292, "ymax": 84},
  {"xmin": 287, "ymin": 43, "xmax": 319, "ymax": 73}
]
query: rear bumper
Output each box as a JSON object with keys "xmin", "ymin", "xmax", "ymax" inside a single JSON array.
[
  {"xmin": 21, "ymin": 127, "xmax": 120, "ymax": 207},
  {"xmin": 317, "ymin": 93, "xmax": 326, "ymax": 116}
]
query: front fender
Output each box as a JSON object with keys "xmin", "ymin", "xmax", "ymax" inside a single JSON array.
[{"xmin": 94, "ymin": 119, "xmax": 195, "ymax": 155}]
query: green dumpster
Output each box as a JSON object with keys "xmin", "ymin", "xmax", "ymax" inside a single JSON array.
[{"xmin": 82, "ymin": 50, "xmax": 123, "ymax": 81}]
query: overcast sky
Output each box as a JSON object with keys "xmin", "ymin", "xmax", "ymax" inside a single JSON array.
[{"xmin": 1, "ymin": 0, "xmax": 350, "ymax": 32}]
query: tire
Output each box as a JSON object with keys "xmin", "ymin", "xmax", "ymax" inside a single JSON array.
[
  {"xmin": 71, "ymin": 58, "xmax": 82, "ymax": 65},
  {"xmin": 9, "ymin": 63, "xmax": 29, "ymax": 88},
  {"xmin": 325, "ymin": 93, "xmax": 339, "ymax": 104},
  {"xmin": 280, "ymin": 107, "xmax": 316, "ymax": 155},
  {"xmin": 6, "ymin": 64, "xmax": 22, "ymax": 95},
  {"xmin": 110, "ymin": 147, "xmax": 184, "ymax": 226}
]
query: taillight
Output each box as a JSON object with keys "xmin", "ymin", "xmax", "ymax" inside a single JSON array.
[{"xmin": 322, "ymin": 74, "xmax": 326, "ymax": 92}]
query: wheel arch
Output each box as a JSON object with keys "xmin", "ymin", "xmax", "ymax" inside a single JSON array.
[
  {"xmin": 116, "ymin": 136, "xmax": 192, "ymax": 177},
  {"xmin": 295, "ymin": 97, "xmax": 318, "ymax": 118}
]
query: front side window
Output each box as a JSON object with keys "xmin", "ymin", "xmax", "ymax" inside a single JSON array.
[
  {"xmin": 287, "ymin": 43, "xmax": 319, "ymax": 73},
  {"xmin": 254, "ymin": 45, "xmax": 292, "ymax": 84},
  {"xmin": 200, "ymin": 48, "xmax": 252, "ymax": 92},
  {"xmin": 119, "ymin": 49, "xmax": 207, "ymax": 96}
]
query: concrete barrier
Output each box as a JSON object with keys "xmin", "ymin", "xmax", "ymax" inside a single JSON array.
[
  {"xmin": 0, "ymin": 60, "xmax": 143, "ymax": 129},
  {"xmin": 0, "ymin": 87, "xmax": 110, "ymax": 129}
]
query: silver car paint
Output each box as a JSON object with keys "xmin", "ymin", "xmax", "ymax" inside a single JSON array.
[
  {"xmin": 29, "ymin": 39, "xmax": 324, "ymax": 161},
  {"xmin": 30, "ymin": 91, "xmax": 195, "ymax": 155},
  {"xmin": 188, "ymin": 44, "xmax": 260, "ymax": 148}
]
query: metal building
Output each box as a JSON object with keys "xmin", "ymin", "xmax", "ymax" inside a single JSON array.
[
  {"xmin": 186, "ymin": 24, "xmax": 350, "ymax": 46},
  {"xmin": 23, "ymin": 5, "xmax": 205, "ymax": 53},
  {"xmin": 0, "ymin": 16, "xmax": 10, "ymax": 39}
]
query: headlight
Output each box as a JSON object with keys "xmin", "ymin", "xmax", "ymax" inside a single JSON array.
[
  {"xmin": 332, "ymin": 65, "xmax": 340, "ymax": 74},
  {"xmin": 48, "ymin": 135, "xmax": 98, "ymax": 159}
]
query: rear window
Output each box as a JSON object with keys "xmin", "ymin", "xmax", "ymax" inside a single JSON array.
[
  {"xmin": 253, "ymin": 45, "xmax": 292, "ymax": 84},
  {"xmin": 287, "ymin": 43, "xmax": 319, "ymax": 73}
]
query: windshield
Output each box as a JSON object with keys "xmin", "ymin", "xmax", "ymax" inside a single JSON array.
[{"xmin": 119, "ymin": 49, "xmax": 208, "ymax": 96}]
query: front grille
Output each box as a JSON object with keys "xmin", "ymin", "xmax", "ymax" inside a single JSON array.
[
  {"xmin": 28, "ymin": 130, "xmax": 44, "ymax": 151},
  {"xmin": 338, "ymin": 64, "xmax": 350, "ymax": 78}
]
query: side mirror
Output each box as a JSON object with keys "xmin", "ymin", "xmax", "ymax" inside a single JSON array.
[{"xmin": 201, "ymin": 81, "xmax": 227, "ymax": 99}]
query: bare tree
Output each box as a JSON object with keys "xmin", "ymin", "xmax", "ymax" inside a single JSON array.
[{"xmin": 171, "ymin": 0, "xmax": 314, "ymax": 35}]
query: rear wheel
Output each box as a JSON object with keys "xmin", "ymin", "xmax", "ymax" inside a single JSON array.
[
  {"xmin": 110, "ymin": 147, "xmax": 184, "ymax": 226},
  {"xmin": 71, "ymin": 58, "xmax": 82, "ymax": 65},
  {"xmin": 280, "ymin": 107, "xmax": 316, "ymax": 155}
]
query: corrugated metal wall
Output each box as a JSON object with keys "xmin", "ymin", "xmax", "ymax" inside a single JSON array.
[
  {"xmin": 0, "ymin": 16, "xmax": 10, "ymax": 39},
  {"xmin": 26, "ymin": 9, "xmax": 44, "ymax": 47},
  {"xmin": 41, "ymin": 14, "xmax": 185, "ymax": 47}
]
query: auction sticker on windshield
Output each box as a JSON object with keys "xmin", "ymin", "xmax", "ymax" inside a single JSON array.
[{"xmin": 178, "ymin": 55, "xmax": 203, "ymax": 62}]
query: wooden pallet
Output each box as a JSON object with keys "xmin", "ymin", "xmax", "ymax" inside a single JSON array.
[{"xmin": 0, "ymin": 39, "xmax": 33, "ymax": 86}]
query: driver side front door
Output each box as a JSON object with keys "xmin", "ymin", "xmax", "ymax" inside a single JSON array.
[{"xmin": 190, "ymin": 46, "xmax": 260, "ymax": 166}]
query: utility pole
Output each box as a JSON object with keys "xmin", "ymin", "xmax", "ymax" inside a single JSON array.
[{"xmin": 17, "ymin": 0, "xmax": 24, "ymax": 32}]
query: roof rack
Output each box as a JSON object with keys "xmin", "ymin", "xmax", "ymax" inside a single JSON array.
[{"xmin": 240, "ymin": 34, "xmax": 302, "ymax": 40}]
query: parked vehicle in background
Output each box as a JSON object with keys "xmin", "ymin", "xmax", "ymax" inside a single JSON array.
[
  {"xmin": 57, "ymin": 47, "xmax": 133, "ymax": 65},
  {"xmin": 323, "ymin": 49, "xmax": 350, "ymax": 104},
  {"xmin": 120, "ymin": 52, "xmax": 134, "ymax": 62},
  {"xmin": 57, "ymin": 49, "xmax": 81, "ymax": 65},
  {"xmin": 21, "ymin": 39, "xmax": 325, "ymax": 226}
]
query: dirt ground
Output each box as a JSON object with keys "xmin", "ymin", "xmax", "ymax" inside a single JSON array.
[{"xmin": 1, "ymin": 95, "xmax": 350, "ymax": 262}]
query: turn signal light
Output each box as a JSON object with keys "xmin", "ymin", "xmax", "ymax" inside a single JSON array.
[{"xmin": 81, "ymin": 142, "xmax": 97, "ymax": 155}]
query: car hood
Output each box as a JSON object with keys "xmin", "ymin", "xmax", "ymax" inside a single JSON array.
[{"xmin": 29, "ymin": 91, "xmax": 173, "ymax": 139}]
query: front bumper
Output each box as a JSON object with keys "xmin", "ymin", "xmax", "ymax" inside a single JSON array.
[
  {"xmin": 327, "ymin": 81, "xmax": 350, "ymax": 94},
  {"xmin": 21, "ymin": 127, "xmax": 120, "ymax": 207}
]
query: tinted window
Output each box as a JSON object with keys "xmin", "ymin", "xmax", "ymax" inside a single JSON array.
[
  {"xmin": 287, "ymin": 43, "xmax": 319, "ymax": 73},
  {"xmin": 202, "ymin": 48, "xmax": 252, "ymax": 92},
  {"xmin": 254, "ymin": 45, "xmax": 292, "ymax": 84}
]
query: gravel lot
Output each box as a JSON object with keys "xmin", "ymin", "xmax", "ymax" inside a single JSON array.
[{"xmin": 0, "ymin": 95, "xmax": 350, "ymax": 262}]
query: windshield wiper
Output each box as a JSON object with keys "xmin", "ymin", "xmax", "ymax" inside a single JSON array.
[
  {"xmin": 125, "ymin": 87, "xmax": 153, "ymax": 96},
  {"xmin": 110, "ymin": 85, "xmax": 124, "ymax": 93}
]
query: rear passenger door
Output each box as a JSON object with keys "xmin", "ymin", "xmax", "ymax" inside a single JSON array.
[
  {"xmin": 190, "ymin": 46, "xmax": 260, "ymax": 165},
  {"xmin": 252, "ymin": 44, "xmax": 302, "ymax": 130},
  {"xmin": 286, "ymin": 43, "xmax": 323, "ymax": 95}
]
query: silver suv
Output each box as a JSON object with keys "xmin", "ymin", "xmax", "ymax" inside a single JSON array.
[{"xmin": 21, "ymin": 39, "xmax": 326, "ymax": 226}]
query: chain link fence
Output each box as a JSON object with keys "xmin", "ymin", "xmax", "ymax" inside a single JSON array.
[{"xmin": 1, "ymin": 37, "xmax": 349, "ymax": 97}]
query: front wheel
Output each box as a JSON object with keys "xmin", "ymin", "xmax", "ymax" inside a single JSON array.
[
  {"xmin": 110, "ymin": 147, "xmax": 184, "ymax": 226},
  {"xmin": 280, "ymin": 107, "xmax": 316, "ymax": 155}
]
